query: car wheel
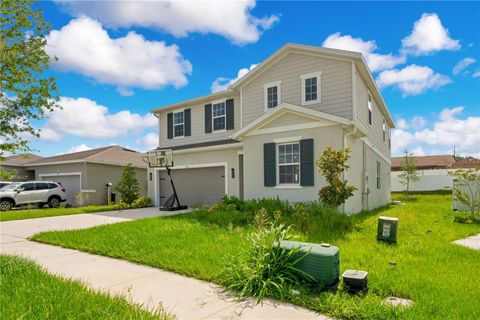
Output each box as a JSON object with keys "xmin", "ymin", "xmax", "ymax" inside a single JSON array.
[
  {"xmin": 0, "ymin": 200, "xmax": 13, "ymax": 211},
  {"xmin": 48, "ymin": 197, "xmax": 60, "ymax": 208}
]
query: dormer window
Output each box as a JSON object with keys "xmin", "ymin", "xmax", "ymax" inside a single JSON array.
[
  {"xmin": 263, "ymin": 81, "xmax": 281, "ymax": 111},
  {"xmin": 301, "ymin": 71, "xmax": 321, "ymax": 106}
]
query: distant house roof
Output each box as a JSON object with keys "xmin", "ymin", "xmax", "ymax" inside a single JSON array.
[
  {"xmin": 11, "ymin": 146, "xmax": 146, "ymax": 168},
  {"xmin": 452, "ymin": 159, "xmax": 480, "ymax": 169},
  {"xmin": 1, "ymin": 153, "xmax": 43, "ymax": 166},
  {"xmin": 391, "ymin": 155, "xmax": 456, "ymax": 171}
]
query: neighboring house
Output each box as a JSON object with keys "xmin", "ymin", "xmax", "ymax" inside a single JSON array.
[
  {"xmin": 0, "ymin": 153, "xmax": 43, "ymax": 181},
  {"xmin": 147, "ymin": 44, "xmax": 395, "ymax": 213},
  {"xmin": 391, "ymin": 155, "xmax": 479, "ymax": 192},
  {"xmin": 1, "ymin": 146, "xmax": 147, "ymax": 206}
]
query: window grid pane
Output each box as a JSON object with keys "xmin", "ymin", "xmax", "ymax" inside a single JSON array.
[
  {"xmin": 305, "ymin": 77, "xmax": 317, "ymax": 102},
  {"xmin": 173, "ymin": 111, "xmax": 184, "ymax": 125},
  {"xmin": 212, "ymin": 102, "xmax": 226, "ymax": 131},
  {"xmin": 267, "ymin": 86, "xmax": 278, "ymax": 109},
  {"xmin": 174, "ymin": 124, "xmax": 184, "ymax": 137},
  {"xmin": 278, "ymin": 143, "xmax": 300, "ymax": 184}
]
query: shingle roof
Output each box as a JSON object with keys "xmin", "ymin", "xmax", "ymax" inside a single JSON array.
[
  {"xmin": 25, "ymin": 146, "xmax": 147, "ymax": 168},
  {"xmin": 391, "ymin": 155, "xmax": 456, "ymax": 171},
  {"xmin": 2, "ymin": 153, "xmax": 43, "ymax": 166}
]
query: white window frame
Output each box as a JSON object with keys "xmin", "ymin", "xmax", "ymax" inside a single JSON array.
[
  {"xmin": 211, "ymin": 99, "xmax": 226, "ymax": 133},
  {"xmin": 368, "ymin": 94, "xmax": 372, "ymax": 126},
  {"xmin": 301, "ymin": 71, "xmax": 322, "ymax": 106},
  {"xmin": 173, "ymin": 109, "xmax": 185, "ymax": 139},
  {"xmin": 263, "ymin": 81, "xmax": 282, "ymax": 111},
  {"xmin": 382, "ymin": 118, "xmax": 386, "ymax": 142},
  {"xmin": 276, "ymin": 142, "xmax": 301, "ymax": 187}
]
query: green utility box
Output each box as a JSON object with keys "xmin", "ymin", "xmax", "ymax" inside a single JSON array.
[
  {"xmin": 278, "ymin": 240, "xmax": 340, "ymax": 287},
  {"xmin": 377, "ymin": 216, "xmax": 399, "ymax": 243}
]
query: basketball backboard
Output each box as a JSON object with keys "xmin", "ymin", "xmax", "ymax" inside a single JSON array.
[{"xmin": 143, "ymin": 149, "xmax": 173, "ymax": 167}]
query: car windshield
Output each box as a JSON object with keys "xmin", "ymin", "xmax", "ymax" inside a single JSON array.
[{"xmin": 0, "ymin": 182, "xmax": 21, "ymax": 191}]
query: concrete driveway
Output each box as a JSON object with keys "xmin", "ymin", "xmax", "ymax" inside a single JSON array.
[{"xmin": 0, "ymin": 208, "xmax": 329, "ymax": 320}]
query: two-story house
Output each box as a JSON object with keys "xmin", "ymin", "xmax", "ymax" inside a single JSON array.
[{"xmin": 147, "ymin": 44, "xmax": 394, "ymax": 213}]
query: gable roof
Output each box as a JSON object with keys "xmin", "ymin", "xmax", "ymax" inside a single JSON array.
[
  {"xmin": 391, "ymin": 155, "xmax": 456, "ymax": 171},
  {"xmin": 2, "ymin": 153, "xmax": 43, "ymax": 166},
  {"xmin": 151, "ymin": 43, "xmax": 394, "ymax": 128},
  {"xmin": 25, "ymin": 146, "xmax": 147, "ymax": 168},
  {"xmin": 231, "ymin": 102, "xmax": 353, "ymax": 140}
]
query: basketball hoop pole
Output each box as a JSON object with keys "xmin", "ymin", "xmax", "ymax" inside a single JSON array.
[{"xmin": 165, "ymin": 165, "xmax": 182, "ymax": 208}]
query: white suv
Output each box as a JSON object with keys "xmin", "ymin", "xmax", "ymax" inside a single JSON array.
[{"xmin": 0, "ymin": 181, "xmax": 67, "ymax": 211}]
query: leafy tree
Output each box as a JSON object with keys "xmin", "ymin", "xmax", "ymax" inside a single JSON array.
[
  {"xmin": 316, "ymin": 146, "xmax": 357, "ymax": 208},
  {"xmin": 1, "ymin": 0, "xmax": 59, "ymax": 160},
  {"xmin": 449, "ymin": 168, "xmax": 480, "ymax": 222},
  {"xmin": 115, "ymin": 164, "xmax": 140, "ymax": 207},
  {"xmin": 398, "ymin": 150, "xmax": 420, "ymax": 199}
]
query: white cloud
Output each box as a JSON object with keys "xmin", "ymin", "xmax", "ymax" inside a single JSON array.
[
  {"xmin": 139, "ymin": 132, "xmax": 159, "ymax": 151},
  {"xmin": 66, "ymin": 144, "xmax": 93, "ymax": 154},
  {"xmin": 46, "ymin": 17, "xmax": 192, "ymax": 95},
  {"xmin": 401, "ymin": 13, "xmax": 460, "ymax": 55},
  {"xmin": 42, "ymin": 97, "xmax": 157, "ymax": 140},
  {"xmin": 322, "ymin": 32, "xmax": 405, "ymax": 72},
  {"xmin": 472, "ymin": 70, "xmax": 480, "ymax": 78},
  {"xmin": 211, "ymin": 64, "xmax": 257, "ymax": 93},
  {"xmin": 396, "ymin": 116, "xmax": 426, "ymax": 130},
  {"xmin": 376, "ymin": 64, "xmax": 451, "ymax": 96},
  {"xmin": 392, "ymin": 106, "xmax": 480, "ymax": 157},
  {"xmin": 39, "ymin": 128, "xmax": 62, "ymax": 141},
  {"xmin": 56, "ymin": 0, "xmax": 279, "ymax": 45},
  {"xmin": 453, "ymin": 57, "xmax": 476, "ymax": 75}
]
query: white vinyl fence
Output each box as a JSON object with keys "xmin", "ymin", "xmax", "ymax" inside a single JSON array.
[{"xmin": 391, "ymin": 169, "xmax": 453, "ymax": 192}]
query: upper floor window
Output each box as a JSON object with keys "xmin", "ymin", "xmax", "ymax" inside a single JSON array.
[
  {"xmin": 368, "ymin": 94, "xmax": 372, "ymax": 125},
  {"xmin": 301, "ymin": 72, "xmax": 321, "ymax": 105},
  {"xmin": 212, "ymin": 101, "xmax": 226, "ymax": 132},
  {"xmin": 173, "ymin": 110, "xmax": 184, "ymax": 138},
  {"xmin": 278, "ymin": 143, "xmax": 300, "ymax": 185},
  {"xmin": 263, "ymin": 81, "xmax": 281, "ymax": 111},
  {"xmin": 376, "ymin": 161, "xmax": 381, "ymax": 189},
  {"xmin": 382, "ymin": 119, "xmax": 386, "ymax": 142}
]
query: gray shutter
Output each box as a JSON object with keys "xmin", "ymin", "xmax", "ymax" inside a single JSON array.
[
  {"xmin": 184, "ymin": 109, "xmax": 191, "ymax": 136},
  {"xmin": 300, "ymin": 139, "xmax": 314, "ymax": 186},
  {"xmin": 226, "ymin": 99, "xmax": 234, "ymax": 130},
  {"xmin": 205, "ymin": 104, "xmax": 212, "ymax": 133},
  {"xmin": 264, "ymin": 143, "xmax": 276, "ymax": 187},
  {"xmin": 167, "ymin": 112, "xmax": 173, "ymax": 139}
]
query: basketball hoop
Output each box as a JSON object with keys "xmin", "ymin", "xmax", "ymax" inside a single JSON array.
[{"xmin": 142, "ymin": 149, "xmax": 173, "ymax": 168}]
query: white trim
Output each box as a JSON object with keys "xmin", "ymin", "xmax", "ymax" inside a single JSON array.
[
  {"xmin": 173, "ymin": 109, "xmax": 185, "ymax": 138},
  {"xmin": 211, "ymin": 99, "xmax": 227, "ymax": 133},
  {"xmin": 362, "ymin": 137, "xmax": 391, "ymax": 165},
  {"xmin": 172, "ymin": 142, "xmax": 243, "ymax": 155},
  {"xmin": 231, "ymin": 102, "xmax": 351, "ymax": 140},
  {"xmin": 237, "ymin": 151, "xmax": 244, "ymax": 155},
  {"xmin": 274, "ymin": 185, "xmax": 303, "ymax": 190},
  {"xmin": 301, "ymin": 71, "xmax": 322, "ymax": 106},
  {"xmin": 38, "ymin": 172, "xmax": 82, "ymax": 191},
  {"xmin": 153, "ymin": 162, "xmax": 228, "ymax": 206},
  {"xmin": 276, "ymin": 142, "xmax": 301, "ymax": 187},
  {"xmin": 273, "ymin": 136, "xmax": 302, "ymax": 143},
  {"xmin": 23, "ymin": 159, "xmax": 146, "ymax": 169},
  {"xmin": 250, "ymin": 122, "xmax": 334, "ymax": 136},
  {"xmin": 80, "ymin": 189, "xmax": 96, "ymax": 193},
  {"xmin": 263, "ymin": 80, "xmax": 282, "ymax": 111}
]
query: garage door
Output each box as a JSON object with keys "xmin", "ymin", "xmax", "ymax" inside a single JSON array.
[
  {"xmin": 159, "ymin": 166, "xmax": 225, "ymax": 207},
  {"xmin": 41, "ymin": 175, "xmax": 80, "ymax": 207}
]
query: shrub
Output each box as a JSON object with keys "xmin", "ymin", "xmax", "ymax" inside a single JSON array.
[
  {"xmin": 292, "ymin": 203, "xmax": 310, "ymax": 233},
  {"xmin": 132, "ymin": 196, "xmax": 152, "ymax": 208},
  {"xmin": 220, "ymin": 223, "xmax": 314, "ymax": 302},
  {"xmin": 115, "ymin": 164, "xmax": 140, "ymax": 207}
]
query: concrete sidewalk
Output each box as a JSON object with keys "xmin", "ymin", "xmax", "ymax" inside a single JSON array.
[
  {"xmin": 453, "ymin": 233, "xmax": 480, "ymax": 250},
  {"xmin": 0, "ymin": 211, "xmax": 328, "ymax": 320}
]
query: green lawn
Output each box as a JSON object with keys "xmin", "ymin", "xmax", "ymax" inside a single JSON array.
[
  {"xmin": 32, "ymin": 193, "xmax": 480, "ymax": 320},
  {"xmin": 0, "ymin": 255, "xmax": 170, "ymax": 319},
  {"xmin": 0, "ymin": 205, "xmax": 119, "ymax": 222}
]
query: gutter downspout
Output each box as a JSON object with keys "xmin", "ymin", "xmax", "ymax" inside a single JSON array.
[{"xmin": 342, "ymin": 126, "xmax": 357, "ymax": 214}]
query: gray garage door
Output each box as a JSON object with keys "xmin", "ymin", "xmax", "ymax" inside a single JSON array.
[
  {"xmin": 160, "ymin": 166, "xmax": 225, "ymax": 207},
  {"xmin": 41, "ymin": 175, "xmax": 81, "ymax": 207}
]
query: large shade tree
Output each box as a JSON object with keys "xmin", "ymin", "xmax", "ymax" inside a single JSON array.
[{"xmin": 0, "ymin": 0, "xmax": 59, "ymax": 162}]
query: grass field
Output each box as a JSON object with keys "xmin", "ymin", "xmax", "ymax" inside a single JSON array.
[
  {"xmin": 32, "ymin": 193, "xmax": 480, "ymax": 319},
  {"xmin": 0, "ymin": 205, "xmax": 118, "ymax": 222},
  {"xmin": 0, "ymin": 255, "xmax": 170, "ymax": 319}
]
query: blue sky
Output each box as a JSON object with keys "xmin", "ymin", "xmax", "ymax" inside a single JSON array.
[{"xmin": 30, "ymin": 1, "xmax": 479, "ymax": 157}]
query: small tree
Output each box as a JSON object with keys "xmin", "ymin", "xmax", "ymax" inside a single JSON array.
[
  {"xmin": 398, "ymin": 150, "xmax": 420, "ymax": 199},
  {"xmin": 316, "ymin": 146, "xmax": 357, "ymax": 208},
  {"xmin": 115, "ymin": 164, "xmax": 140, "ymax": 207},
  {"xmin": 449, "ymin": 168, "xmax": 480, "ymax": 221}
]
